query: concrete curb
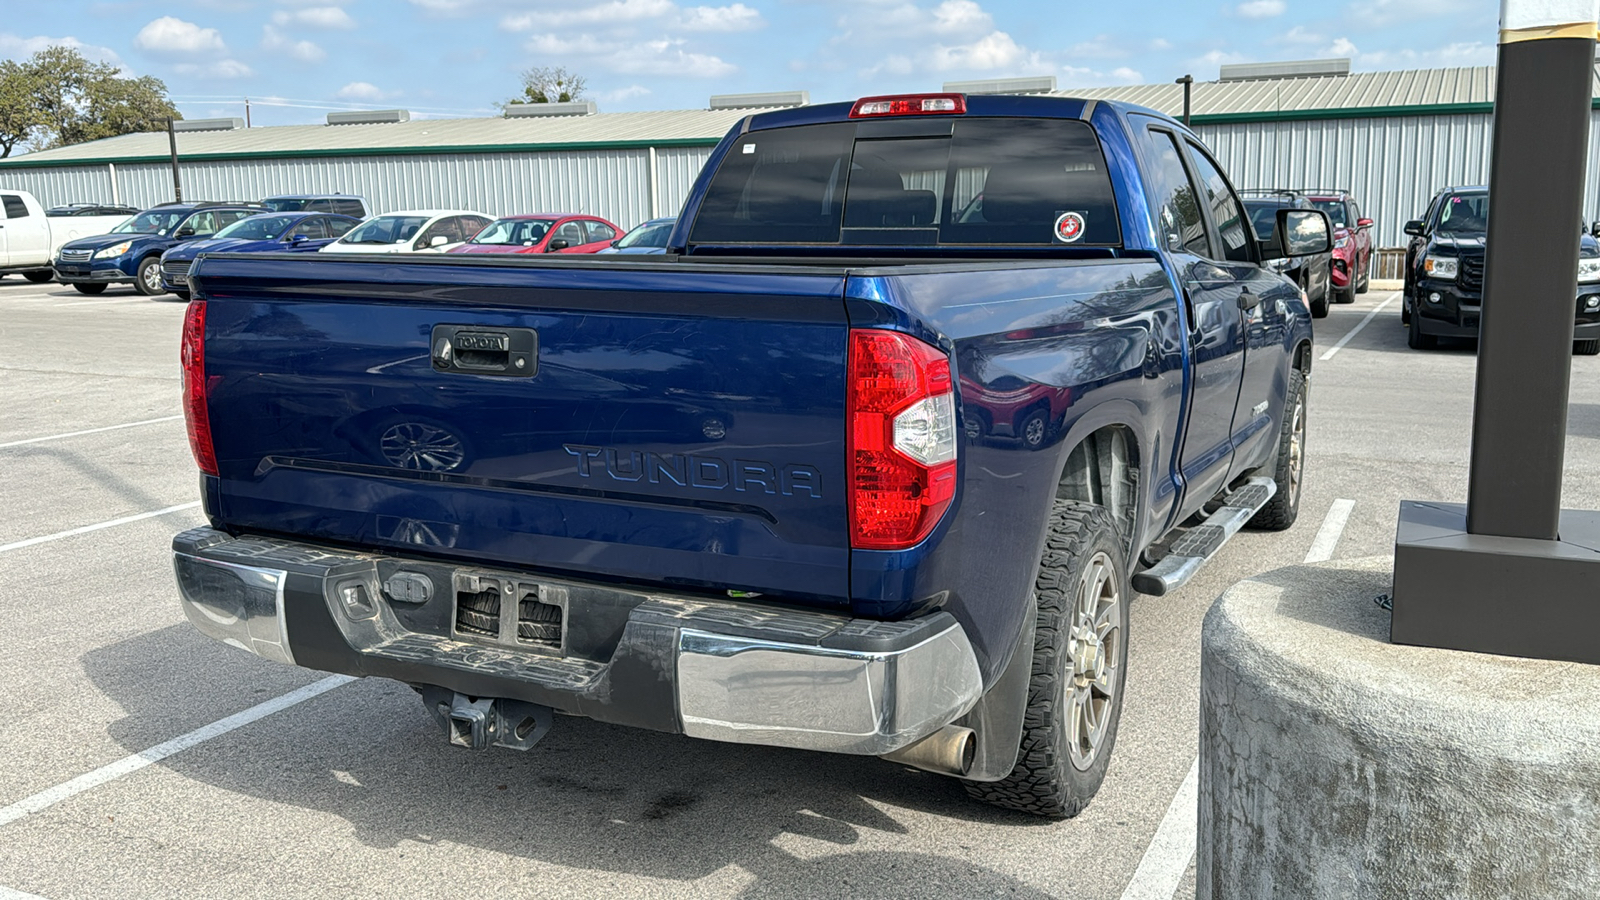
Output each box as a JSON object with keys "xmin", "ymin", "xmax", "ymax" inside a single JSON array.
[{"xmin": 1198, "ymin": 556, "xmax": 1600, "ymax": 899}]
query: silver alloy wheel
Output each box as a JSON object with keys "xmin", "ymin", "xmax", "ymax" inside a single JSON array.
[
  {"xmin": 142, "ymin": 261, "xmax": 163, "ymax": 293},
  {"xmin": 1066, "ymin": 550, "xmax": 1123, "ymax": 771},
  {"xmin": 380, "ymin": 422, "xmax": 466, "ymax": 471},
  {"xmin": 1286, "ymin": 394, "xmax": 1306, "ymax": 509},
  {"xmin": 1023, "ymin": 414, "xmax": 1047, "ymax": 447}
]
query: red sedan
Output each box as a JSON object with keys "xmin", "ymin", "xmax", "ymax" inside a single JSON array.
[{"xmin": 448, "ymin": 214, "xmax": 620, "ymax": 255}]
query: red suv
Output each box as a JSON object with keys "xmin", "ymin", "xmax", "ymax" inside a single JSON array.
[
  {"xmin": 1301, "ymin": 191, "xmax": 1374, "ymax": 303},
  {"xmin": 448, "ymin": 214, "xmax": 620, "ymax": 255}
]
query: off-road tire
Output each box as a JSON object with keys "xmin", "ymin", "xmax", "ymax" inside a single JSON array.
[
  {"xmin": 1576, "ymin": 339, "xmax": 1600, "ymax": 356},
  {"xmin": 135, "ymin": 256, "xmax": 165, "ymax": 296},
  {"xmin": 72, "ymin": 282, "xmax": 106, "ymax": 295},
  {"xmin": 963, "ymin": 501, "xmax": 1130, "ymax": 818},
  {"xmin": 23, "ymin": 270, "xmax": 52, "ymax": 283},
  {"xmin": 1249, "ymin": 368, "xmax": 1306, "ymax": 530},
  {"xmin": 1407, "ymin": 300, "xmax": 1436, "ymax": 350}
]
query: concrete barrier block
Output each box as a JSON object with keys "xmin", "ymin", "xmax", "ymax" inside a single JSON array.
[{"xmin": 1199, "ymin": 557, "xmax": 1600, "ymax": 899}]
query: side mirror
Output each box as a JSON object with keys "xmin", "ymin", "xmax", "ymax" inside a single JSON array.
[
  {"xmin": 1356, "ymin": 218, "xmax": 1373, "ymax": 230},
  {"xmin": 1404, "ymin": 220, "xmax": 1426, "ymax": 238},
  {"xmin": 175, "ymin": 228, "xmax": 195, "ymax": 238},
  {"xmin": 289, "ymin": 234, "xmax": 309, "ymax": 243},
  {"xmin": 547, "ymin": 239, "xmax": 570, "ymax": 252},
  {"xmin": 1276, "ymin": 209, "xmax": 1331, "ymax": 257},
  {"xmin": 429, "ymin": 235, "xmax": 450, "ymax": 247},
  {"xmin": 609, "ymin": 240, "xmax": 620, "ymax": 248}
]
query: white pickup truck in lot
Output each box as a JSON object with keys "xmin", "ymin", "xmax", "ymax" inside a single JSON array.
[{"xmin": 0, "ymin": 190, "xmax": 133, "ymax": 282}]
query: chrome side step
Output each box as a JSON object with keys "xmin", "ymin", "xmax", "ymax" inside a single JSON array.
[{"xmin": 1132, "ymin": 475, "xmax": 1277, "ymax": 597}]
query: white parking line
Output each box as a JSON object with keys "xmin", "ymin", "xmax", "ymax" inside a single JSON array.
[
  {"xmin": 0, "ymin": 885, "xmax": 49, "ymax": 899},
  {"xmin": 1304, "ymin": 499, "xmax": 1357, "ymax": 563},
  {"xmin": 0, "ymin": 502, "xmax": 200, "ymax": 555},
  {"xmin": 0, "ymin": 416, "xmax": 183, "ymax": 450},
  {"xmin": 51, "ymin": 297, "xmax": 148, "ymax": 308},
  {"xmin": 1119, "ymin": 499, "xmax": 1358, "ymax": 900},
  {"xmin": 0, "ymin": 675, "xmax": 354, "ymax": 829},
  {"xmin": 1320, "ymin": 294, "xmax": 1398, "ymax": 361},
  {"xmin": 1119, "ymin": 758, "xmax": 1199, "ymax": 900}
]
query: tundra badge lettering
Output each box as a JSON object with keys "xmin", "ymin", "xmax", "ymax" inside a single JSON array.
[{"xmin": 563, "ymin": 444, "xmax": 822, "ymax": 498}]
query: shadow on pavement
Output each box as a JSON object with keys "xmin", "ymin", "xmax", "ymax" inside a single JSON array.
[{"xmin": 81, "ymin": 624, "xmax": 1058, "ymax": 896}]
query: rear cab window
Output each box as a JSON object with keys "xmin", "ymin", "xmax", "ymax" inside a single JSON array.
[
  {"xmin": 3, "ymin": 195, "xmax": 29, "ymax": 218},
  {"xmin": 688, "ymin": 118, "xmax": 1121, "ymax": 248}
]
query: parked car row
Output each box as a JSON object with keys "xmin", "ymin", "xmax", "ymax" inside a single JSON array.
[
  {"xmin": 1238, "ymin": 187, "xmax": 1374, "ymax": 318},
  {"xmin": 11, "ymin": 187, "xmax": 676, "ymax": 297}
]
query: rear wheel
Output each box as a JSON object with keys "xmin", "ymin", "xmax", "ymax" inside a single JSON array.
[
  {"xmin": 1356, "ymin": 256, "xmax": 1370, "ymax": 293},
  {"xmin": 1249, "ymin": 368, "xmax": 1305, "ymax": 530},
  {"xmin": 22, "ymin": 270, "xmax": 52, "ymax": 284},
  {"xmin": 1576, "ymin": 340, "xmax": 1600, "ymax": 356},
  {"xmin": 72, "ymin": 282, "xmax": 106, "ymax": 295},
  {"xmin": 1309, "ymin": 287, "xmax": 1329, "ymax": 319},
  {"xmin": 135, "ymin": 256, "xmax": 165, "ymax": 296},
  {"xmin": 1335, "ymin": 285, "xmax": 1355, "ymax": 304},
  {"xmin": 964, "ymin": 501, "xmax": 1129, "ymax": 818},
  {"xmin": 1407, "ymin": 300, "xmax": 1436, "ymax": 350}
]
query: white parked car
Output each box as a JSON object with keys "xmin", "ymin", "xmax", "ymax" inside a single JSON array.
[
  {"xmin": 0, "ymin": 189, "xmax": 133, "ymax": 282},
  {"xmin": 318, "ymin": 210, "xmax": 492, "ymax": 255}
]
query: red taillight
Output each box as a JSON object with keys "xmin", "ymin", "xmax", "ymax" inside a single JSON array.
[
  {"xmin": 181, "ymin": 300, "xmax": 218, "ymax": 476},
  {"xmin": 849, "ymin": 93, "xmax": 967, "ymax": 118},
  {"xmin": 848, "ymin": 330, "xmax": 958, "ymax": 550}
]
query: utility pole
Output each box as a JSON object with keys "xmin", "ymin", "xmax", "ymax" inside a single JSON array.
[
  {"xmin": 1175, "ymin": 74, "xmax": 1193, "ymax": 126},
  {"xmin": 166, "ymin": 117, "xmax": 182, "ymax": 203},
  {"xmin": 1391, "ymin": 0, "xmax": 1600, "ymax": 664}
]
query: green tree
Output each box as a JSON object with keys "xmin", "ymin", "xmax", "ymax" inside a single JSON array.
[
  {"xmin": 1, "ymin": 45, "xmax": 179, "ymax": 155},
  {"xmin": 0, "ymin": 59, "xmax": 40, "ymax": 158},
  {"xmin": 505, "ymin": 66, "xmax": 587, "ymax": 107}
]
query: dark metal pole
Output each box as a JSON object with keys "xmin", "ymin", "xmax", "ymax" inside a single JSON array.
[
  {"xmin": 166, "ymin": 117, "xmax": 182, "ymax": 203},
  {"xmin": 1176, "ymin": 75, "xmax": 1193, "ymax": 126},
  {"xmin": 1466, "ymin": 15, "xmax": 1593, "ymax": 539}
]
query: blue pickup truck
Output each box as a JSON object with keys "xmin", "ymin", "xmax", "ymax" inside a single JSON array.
[{"xmin": 171, "ymin": 94, "xmax": 1328, "ymax": 818}]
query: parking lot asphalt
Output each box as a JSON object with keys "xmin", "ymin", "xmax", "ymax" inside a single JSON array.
[{"xmin": 3, "ymin": 278, "xmax": 1599, "ymax": 900}]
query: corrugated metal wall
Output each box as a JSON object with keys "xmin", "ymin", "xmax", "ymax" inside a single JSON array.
[
  {"xmin": 7, "ymin": 111, "xmax": 1600, "ymax": 248},
  {"xmin": 0, "ymin": 145, "xmax": 717, "ymax": 232},
  {"xmin": 1195, "ymin": 112, "xmax": 1497, "ymax": 249}
]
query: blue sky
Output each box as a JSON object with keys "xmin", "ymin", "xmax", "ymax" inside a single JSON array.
[{"xmin": 4, "ymin": 0, "xmax": 1498, "ymax": 128}]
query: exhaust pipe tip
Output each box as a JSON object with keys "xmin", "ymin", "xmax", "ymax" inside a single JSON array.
[{"xmin": 880, "ymin": 724, "xmax": 976, "ymax": 778}]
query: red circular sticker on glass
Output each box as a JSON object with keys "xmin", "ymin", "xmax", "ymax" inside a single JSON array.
[{"xmin": 1055, "ymin": 211, "xmax": 1086, "ymax": 243}]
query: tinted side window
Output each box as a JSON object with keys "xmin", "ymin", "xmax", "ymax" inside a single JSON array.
[
  {"xmin": 306, "ymin": 199, "xmax": 334, "ymax": 213},
  {"xmin": 462, "ymin": 216, "xmax": 490, "ymax": 239},
  {"xmin": 1139, "ymin": 127, "xmax": 1209, "ymax": 257},
  {"xmin": 334, "ymin": 200, "xmax": 366, "ymax": 218},
  {"xmin": 326, "ymin": 217, "xmax": 357, "ymax": 237},
  {"xmin": 555, "ymin": 221, "xmax": 585, "ymax": 245},
  {"xmin": 1185, "ymin": 143, "xmax": 1253, "ymax": 263},
  {"xmin": 3, "ymin": 195, "xmax": 29, "ymax": 218},
  {"xmin": 184, "ymin": 212, "xmax": 218, "ymax": 236},
  {"xmin": 584, "ymin": 221, "xmax": 616, "ymax": 243},
  {"xmin": 291, "ymin": 218, "xmax": 328, "ymax": 240}
]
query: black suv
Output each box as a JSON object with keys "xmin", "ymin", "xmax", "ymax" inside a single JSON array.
[
  {"xmin": 1241, "ymin": 189, "xmax": 1333, "ymax": 318},
  {"xmin": 1403, "ymin": 185, "xmax": 1600, "ymax": 353}
]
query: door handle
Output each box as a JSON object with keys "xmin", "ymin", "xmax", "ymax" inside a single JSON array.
[
  {"xmin": 1237, "ymin": 290, "xmax": 1262, "ymax": 311},
  {"xmin": 431, "ymin": 325, "xmax": 538, "ymax": 377}
]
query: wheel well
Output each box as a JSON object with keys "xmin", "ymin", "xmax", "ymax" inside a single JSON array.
[
  {"xmin": 1294, "ymin": 340, "xmax": 1313, "ymax": 377},
  {"xmin": 1055, "ymin": 425, "xmax": 1140, "ymax": 561}
]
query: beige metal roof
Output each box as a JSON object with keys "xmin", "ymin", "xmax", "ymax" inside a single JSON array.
[
  {"xmin": 4, "ymin": 62, "xmax": 1582, "ymax": 168},
  {"xmin": 1062, "ymin": 66, "xmax": 1501, "ymax": 118},
  {"xmin": 2, "ymin": 108, "xmax": 754, "ymax": 166}
]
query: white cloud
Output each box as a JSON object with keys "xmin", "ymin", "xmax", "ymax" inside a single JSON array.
[
  {"xmin": 1348, "ymin": 0, "xmax": 1460, "ymax": 26},
  {"xmin": 1327, "ymin": 37, "xmax": 1358, "ymax": 56},
  {"xmin": 409, "ymin": 0, "xmax": 475, "ymax": 11},
  {"xmin": 681, "ymin": 3, "xmax": 763, "ymax": 31},
  {"xmin": 134, "ymin": 17, "xmax": 227, "ymax": 56},
  {"xmin": 175, "ymin": 58, "xmax": 254, "ymax": 79},
  {"xmin": 524, "ymin": 33, "xmax": 736, "ymax": 77},
  {"xmin": 928, "ymin": 31, "xmax": 1039, "ymax": 71},
  {"xmin": 1067, "ymin": 34, "xmax": 1131, "ymax": 60},
  {"xmin": 598, "ymin": 84, "xmax": 652, "ymax": 101},
  {"xmin": 1354, "ymin": 40, "xmax": 1493, "ymax": 68},
  {"xmin": 1059, "ymin": 63, "xmax": 1144, "ymax": 88},
  {"xmin": 0, "ymin": 32, "xmax": 122, "ymax": 66},
  {"xmin": 336, "ymin": 81, "xmax": 401, "ymax": 101},
  {"xmin": 272, "ymin": 7, "xmax": 357, "ymax": 29},
  {"xmin": 261, "ymin": 25, "xmax": 327, "ymax": 62},
  {"xmin": 1236, "ymin": 0, "xmax": 1285, "ymax": 17}
]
